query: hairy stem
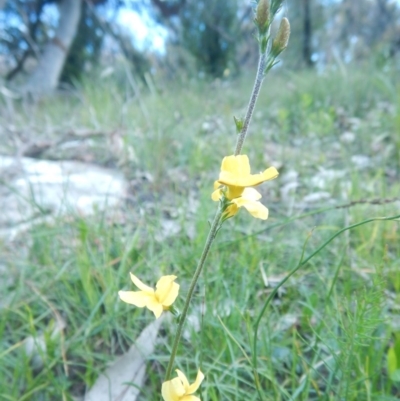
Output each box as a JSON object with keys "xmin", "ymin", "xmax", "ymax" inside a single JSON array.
[
  {"xmin": 165, "ymin": 206, "xmax": 223, "ymax": 380},
  {"xmin": 234, "ymin": 51, "xmax": 267, "ymax": 155}
]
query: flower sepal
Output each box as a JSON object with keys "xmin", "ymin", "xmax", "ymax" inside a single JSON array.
[
  {"xmin": 168, "ymin": 304, "xmax": 180, "ymax": 318},
  {"xmin": 217, "ymin": 189, "xmax": 237, "ymax": 222}
]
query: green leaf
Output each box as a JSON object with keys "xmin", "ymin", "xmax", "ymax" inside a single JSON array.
[
  {"xmin": 394, "ymin": 332, "xmax": 400, "ymax": 362},
  {"xmin": 233, "ymin": 116, "xmax": 244, "ymax": 133},
  {"xmin": 271, "ymin": 0, "xmax": 284, "ymax": 17},
  {"xmin": 387, "ymin": 346, "xmax": 397, "ymax": 376},
  {"xmin": 390, "ymin": 369, "xmax": 400, "ymax": 382}
]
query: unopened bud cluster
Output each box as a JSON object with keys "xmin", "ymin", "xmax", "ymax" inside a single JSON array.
[{"xmin": 254, "ymin": 0, "xmax": 290, "ymax": 70}]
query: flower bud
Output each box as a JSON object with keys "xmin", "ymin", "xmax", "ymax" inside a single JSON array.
[
  {"xmin": 255, "ymin": 0, "xmax": 270, "ymax": 35},
  {"xmin": 271, "ymin": 17, "xmax": 290, "ymax": 57}
]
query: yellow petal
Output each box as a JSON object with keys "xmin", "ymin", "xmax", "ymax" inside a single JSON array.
[
  {"xmin": 129, "ymin": 273, "xmax": 154, "ymax": 293},
  {"xmin": 223, "ymin": 203, "xmax": 239, "ymax": 218},
  {"xmin": 156, "ymin": 275, "xmax": 179, "ymax": 306},
  {"xmin": 262, "ymin": 166, "xmax": 279, "ymax": 181},
  {"xmin": 218, "ymin": 166, "xmax": 278, "ymax": 187},
  {"xmin": 162, "ymin": 377, "xmax": 185, "ymax": 401},
  {"xmin": 225, "ymin": 185, "xmax": 244, "ymax": 200},
  {"xmin": 176, "ymin": 369, "xmax": 190, "ymax": 392},
  {"xmin": 220, "ymin": 155, "xmax": 251, "ymax": 176},
  {"xmin": 186, "ymin": 370, "xmax": 204, "ymax": 394},
  {"xmin": 211, "ymin": 188, "xmax": 222, "ymax": 201},
  {"xmin": 161, "ymin": 282, "xmax": 179, "ymax": 306},
  {"xmin": 146, "ymin": 298, "xmax": 164, "ymax": 318},
  {"xmin": 237, "ymin": 199, "xmax": 269, "ymax": 220},
  {"xmin": 181, "ymin": 396, "xmax": 201, "ymax": 401},
  {"xmin": 118, "ymin": 290, "xmax": 151, "ymax": 307},
  {"xmin": 240, "ymin": 187, "xmax": 262, "ymax": 201},
  {"xmin": 213, "ymin": 180, "xmax": 221, "ymax": 190}
]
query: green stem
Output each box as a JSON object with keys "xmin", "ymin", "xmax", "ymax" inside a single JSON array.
[
  {"xmin": 234, "ymin": 50, "xmax": 267, "ymax": 156},
  {"xmin": 164, "ymin": 206, "xmax": 223, "ymax": 380},
  {"xmin": 252, "ymin": 213, "xmax": 400, "ymax": 379}
]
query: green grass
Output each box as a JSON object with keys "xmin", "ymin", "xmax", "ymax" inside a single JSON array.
[{"xmin": 1, "ymin": 63, "xmax": 400, "ymax": 400}]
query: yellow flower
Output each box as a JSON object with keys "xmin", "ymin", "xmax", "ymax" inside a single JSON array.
[
  {"xmin": 212, "ymin": 154, "xmax": 278, "ymax": 220},
  {"xmin": 162, "ymin": 369, "xmax": 204, "ymax": 401},
  {"xmin": 118, "ymin": 274, "xmax": 179, "ymax": 319}
]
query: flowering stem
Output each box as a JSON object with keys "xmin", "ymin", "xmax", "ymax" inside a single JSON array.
[
  {"xmin": 165, "ymin": 206, "xmax": 224, "ymax": 380},
  {"xmin": 234, "ymin": 50, "xmax": 267, "ymax": 156}
]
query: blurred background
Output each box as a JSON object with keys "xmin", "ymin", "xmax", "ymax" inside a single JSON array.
[
  {"xmin": 0, "ymin": 0, "xmax": 399, "ymax": 92},
  {"xmin": 1, "ymin": 2, "xmax": 400, "ymax": 401}
]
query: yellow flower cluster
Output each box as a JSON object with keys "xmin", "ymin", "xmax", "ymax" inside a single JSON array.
[
  {"xmin": 212, "ymin": 155, "xmax": 278, "ymax": 220},
  {"xmin": 118, "ymin": 155, "xmax": 278, "ymax": 400}
]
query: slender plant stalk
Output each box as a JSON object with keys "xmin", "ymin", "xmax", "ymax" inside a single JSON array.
[
  {"xmin": 234, "ymin": 51, "xmax": 267, "ymax": 156},
  {"xmin": 164, "ymin": 206, "xmax": 224, "ymax": 380},
  {"xmin": 164, "ymin": 28, "xmax": 272, "ymax": 382},
  {"xmin": 163, "ymin": 12, "xmax": 278, "ymax": 390}
]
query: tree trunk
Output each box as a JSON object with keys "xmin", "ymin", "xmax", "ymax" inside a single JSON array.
[
  {"xmin": 24, "ymin": 0, "xmax": 82, "ymax": 95},
  {"xmin": 302, "ymin": 0, "xmax": 313, "ymax": 67}
]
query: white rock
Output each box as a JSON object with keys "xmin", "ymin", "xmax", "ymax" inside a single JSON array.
[{"xmin": 0, "ymin": 156, "xmax": 128, "ymax": 239}]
